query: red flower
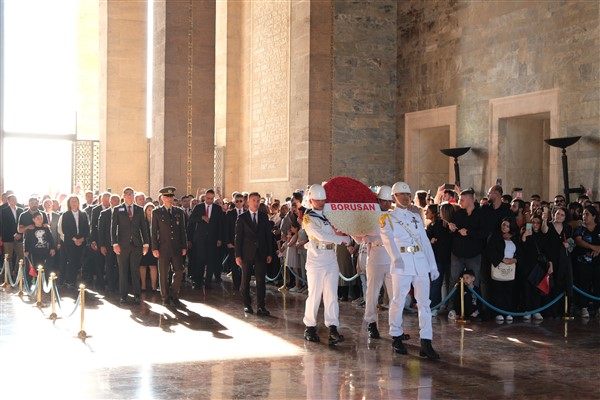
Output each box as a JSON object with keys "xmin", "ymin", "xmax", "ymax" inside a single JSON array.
[{"xmin": 323, "ymin": 176, "xmax": 378, "ymax": 204}]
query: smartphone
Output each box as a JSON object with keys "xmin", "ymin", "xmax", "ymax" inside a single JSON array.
[
  {"xmin": 496, "ymin": 178, "xmax": 502, "ymax": 186},
  {"xmin": 543, "ymin": 206, "xmax": 549, "ymax": 214},
  {"xmin": 444, "ymin": 183, "xmax": 454, "ymax": 190},
  {"xmin": 526, "ymin": 223, "xmax": 532, "ymax": 231}
]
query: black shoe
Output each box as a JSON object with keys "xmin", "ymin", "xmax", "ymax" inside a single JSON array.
[
  {"xmin": 244, "ymin": 306, "xmax": 254, "ymax": 314},
  {"xmin": 367, "ymin": 322, "xmax": 380, "ymax": 339},
  {"xmin": 419, "ymin": 339, "xmax": 440, "ymax": 360},
  {"xmin": 257, "ymin": 307, "xmax": 270, "ymax": 316},
  {"xmin": 132, "ymin": 296, "xmax": 141, "ymax": 305},
  {"xmin": 399, "ymin": 333, "xmax": 411, "ymax": 341},
  {"xmin": 162, "ymin": 298, "xmax": 171, "ymax": 306},
  {"xmin": 328, "ymin": 326, "xmax": 344, "ymax": 345},
  {"xmin": 392, "ymin": 336, "xmax": 407, "ymax": 354},
  {"xmin": 119, "ymin": 297, "xmax": 128, "ymax": 304},
  {"xmin": 304, "ymin": 326, "xmax": 320, "ymax": 342},
  {"xmin": 171, "ymin": 297, "xmax": 184, "ymax": 307}
]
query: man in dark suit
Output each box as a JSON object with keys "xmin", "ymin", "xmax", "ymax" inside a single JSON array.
[
  {"xmin": 88, "ymin": 192, "xmax": 111, "ymax": 290},
  {"xmin": 152, "ymin": 187, "xmax": 187, "ymax": 307},
  {"xmin": 235, "ymin": 191, "xmax": 273, "ymax": 315},
  {"xmin": 98, "ymin": 194, "xmax": 121, "ymax": 294},
  {"xmin": 224, "ymin": 193, "xmax": 245, "ymax": 291},
  {"xmin": 1, "ymin": 194, "xmax": 24, "ymax": 272},
  {"xmin": 111, "ymin": 187, "xmax": 149, "ymax": 304},
  {"xmin": 187, "ymin": 189, "xmax": 224, "ymax": 289}
]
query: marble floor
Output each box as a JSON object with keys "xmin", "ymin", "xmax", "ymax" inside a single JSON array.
[{"xmin": 1, "ymin": 278, "xmax": 599, "ymax": 400}]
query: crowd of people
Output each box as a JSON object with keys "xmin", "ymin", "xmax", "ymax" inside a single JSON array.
[{"xmin": 1, "ymin": 181, "xmax": 599, "ymax": 355}]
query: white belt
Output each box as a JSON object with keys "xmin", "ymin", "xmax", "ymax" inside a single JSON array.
[
  {"xmin": 399, "ymin": 245, "xmax": 420, "ymax": 253},
  {"xmin": 316, "ymin": 242, "xmax": 336, "ymax": 250}
]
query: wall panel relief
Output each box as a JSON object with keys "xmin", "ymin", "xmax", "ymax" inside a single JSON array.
[{"xmin": 250, "ymin": 1, "xmax": 290, "ymax": 182}]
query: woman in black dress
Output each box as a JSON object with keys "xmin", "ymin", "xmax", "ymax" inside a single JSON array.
[
  {"xmin": 542, "ymin": 206, "xmax": 573, "ymax": 316},
  {"xmin": 139, "ymin": 203, "xmax": 158, "ymax": 291},
  {"xmin": 487, "ymin": 217, "xmax": 521, "ymax": 322},
  {"xmin": 519, "ymin": 215, "xmax": 551, "ymax": 320}
]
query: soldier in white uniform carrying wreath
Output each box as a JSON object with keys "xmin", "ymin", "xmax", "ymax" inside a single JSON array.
[
  {"xmin": 302, "ymin": 184, "xmax": 351, "ymax": 346},
  {"xmin": 380, "ymin": 181, "xmax": 441, "ymax": 360}
]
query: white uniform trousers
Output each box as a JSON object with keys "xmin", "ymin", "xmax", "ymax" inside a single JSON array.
[
  {"xmin": 364, "ymin": 262, "xmax": 392, "ymax": 324},
  {"xmin": 389, "ymin": 274, "xmax": 433, "ymax": 339},
  {"xmin": 303, "ymin": 267, "xmax": 340, "ymax": 327}
]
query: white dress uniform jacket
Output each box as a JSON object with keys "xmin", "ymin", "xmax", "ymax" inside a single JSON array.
[
  {"xmin": 379, "ymin": 206, "xmax": 438, "ymax": 339},
  {"xmin": 302, "ymin": 209, "xmax": 350, "ymax": 328}
]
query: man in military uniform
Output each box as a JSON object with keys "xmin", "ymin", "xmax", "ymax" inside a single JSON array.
[
  {"xmin": 354, "ymin": 185, "xmax": 399, "ymax": 340},
  {"xmin": 151, "ymin": 187, "xmax": 187, "ymax": 307},
  {"xmin": 302, "ymin": 184, "xmax": 351, "ymax": 345},
  {"xmin": 380, "ymin": 182, "xmax": 440, "ymax": 360}
]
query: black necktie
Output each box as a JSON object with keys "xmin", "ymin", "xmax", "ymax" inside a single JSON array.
[{"xmin": 252, "ymin": 213, "xmax": 257, "ymax": 225}]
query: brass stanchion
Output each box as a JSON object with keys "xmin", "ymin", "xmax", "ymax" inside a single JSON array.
[
  {"xmin": 455, "ymin": 278, "xmax": 468, "ymax": 324},
  {"xmin": 1, "ymin": 255, "xmax": 11, "ymax": 288},
  {"xmin": 77, "ymin": 284, "xmax": 90, "ymax": 339},
  {"xmin": 35, "ymin": 266, "xmax": 47, "ymax": 308},
  {"xmin": 278, "ymin": 255, "xmax": 288, "ymax": 292},
  {"xmin": 16, "ymin": 260, "xmax": 25, "ymax": 297},
  {"xmin": 48, "ymin": 273, "xmax": 60, "ymax": 321},
  {"xmin": 563, "ymin": 295, "xmax": 574, "ymax": 320}
]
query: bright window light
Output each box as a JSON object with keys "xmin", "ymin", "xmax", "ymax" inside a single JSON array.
[
  {"xmin": 3, "ymin": 137, "xmax": 72, "ymax": 199},
  {"xmin": 3, "ymin": 0, "xmax": 77, "ymax": 135}
]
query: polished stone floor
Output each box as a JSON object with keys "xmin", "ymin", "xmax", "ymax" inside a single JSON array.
[{"xmin": 1, "ymin": 277, "xmax": 599, "ymax": 400}]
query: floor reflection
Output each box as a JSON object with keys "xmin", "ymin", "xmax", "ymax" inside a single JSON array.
[{"xmin": 1, "ymin": 280, "xmax": 600, "ymax": 399}]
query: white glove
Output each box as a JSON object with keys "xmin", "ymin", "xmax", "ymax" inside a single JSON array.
[{"xmin": 430, "ymin": 269, "xmax": 440, "ymax": 281}]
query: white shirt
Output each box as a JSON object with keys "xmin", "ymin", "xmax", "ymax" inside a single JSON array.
[
  {"xmin": 72, "ymin": 210, "xmax": 80, "ymax": 234},
  {"xmin": 504, "ymin": 239, "xmax": 516, "ymax": 259}
]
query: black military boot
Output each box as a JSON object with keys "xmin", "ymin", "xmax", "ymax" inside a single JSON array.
[
  {"xmin": 392, "ymin": 336, "xmax": 408, "ymax": 354},
  {"xmin": 419, "ymin": 339, "xmax": 440, "ymax": 360},
  {"xmin": 328, "ymin": 325, "xmax": 345, "ymax": 345},
  {"xmin": 367, "ymin": 322, "xmax": 380, "ymax": 339},
  {"xmin": 304, "ymin": 326, "xmax": 320, "ymax": 342}
]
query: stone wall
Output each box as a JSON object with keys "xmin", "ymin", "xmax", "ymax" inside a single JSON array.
[
  {"xmin": 397, "ymin": 0, "xmax": 600, "ymax": 198},
  {"xmin": 332, "ymin": 0, "xmax": 398, "ymax": 186}
]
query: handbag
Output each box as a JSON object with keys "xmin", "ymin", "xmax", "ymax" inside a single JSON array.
[
  {"xmin": 537, "ymin": 271, "xmax": 552, "ymax": 295},
  {"xmin": 528, "ymin": 263, "xmax": 546, "ymax": 287},
  {"xmin": 491, "ymin": 262, "xmax": 516, "ymax": 281}
]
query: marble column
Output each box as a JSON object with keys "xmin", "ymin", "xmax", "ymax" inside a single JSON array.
[
  {"xmin": 150, "ymin": 0, "xmax": 215, "ymax": 198},
  {"xmin": 101, "ymin": 0, "xmax": 149, "ymax": 194}
]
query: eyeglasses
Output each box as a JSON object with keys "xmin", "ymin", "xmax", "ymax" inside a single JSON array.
[
  {"xmin": 235, "ymin": 200, "xmax": 243, "ymax": 203},
  {"xmin": 124, "ymin": 191, "xmax": 134, "ymax": 196}
]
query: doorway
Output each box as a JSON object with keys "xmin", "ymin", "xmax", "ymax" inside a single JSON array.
[{"xmin": 498, "ymin": 113, "xmax": 550, "ymax": 199}]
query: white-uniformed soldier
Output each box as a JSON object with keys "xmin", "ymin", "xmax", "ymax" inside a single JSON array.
[
  {"xmin": 354, "ymin": 185, "xmax": 397, "ymax": 339},
  {"xmin": 302, "ymin": 184, "xmax": 351, "ymax": 345},
  {"xmin": 380, "ymin": 182, "xmax": 440, "ymax": 359}
]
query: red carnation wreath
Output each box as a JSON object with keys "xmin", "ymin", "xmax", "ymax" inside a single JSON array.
[{"xmin": 322, "ymin": 176, "xmax": 380, "ymax": 236}]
